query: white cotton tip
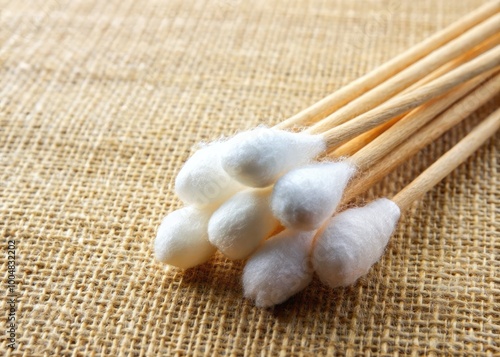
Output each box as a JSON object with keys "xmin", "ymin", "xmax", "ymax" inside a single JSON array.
[
  {"xmin": 175, "ymin": 143, "xmax": 243, "ymax": 207},
  {"xmin": 221, "ymin": 126, "xmax": 326, "ymax": 187},
  {"xmin": 271, "ymin": 161, "xmax": 356, "ymax": 230},
  {"xmin": 154, "ymin": 206, "xmax": 217, "ymax": 269},
  {"xmin": 312, "ymin": 198, "xmax": 401, "ymax": 288},
  {"xmin": 208, "ymin": 187, "xmax": 279, "ymax": 260},
  {"xmin": 242, "ymin": 230, "xmax": 315, "ymax": 307}
]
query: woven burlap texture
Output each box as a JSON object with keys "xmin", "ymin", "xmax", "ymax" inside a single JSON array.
[{"xmin": 1, "ymin": 0, "xmax": 498, "ymax": 355}]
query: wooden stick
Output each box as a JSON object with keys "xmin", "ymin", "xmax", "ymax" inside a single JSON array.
[
  {"xmin": 320, "ymin": 45, "xmax": 500, "ymax": 149},
  {"xmin": 349, "ymin": 71, "xmax": 493, "ymax": 170},
  {"xmin": 332, "ymin": 34, "xmax": 500, "ymax": 157},
  {"xmin": 343, "ymin": 73, "xmax": 500, "ymax": 203},
  {"xmin": 392, "ymin": 107, "xmax": 500, "ymax": 211},
  {"xmin": 306, "ymin": 12, "xmax": 500, "ymax": 134},
  {"xmin": 274, "ymin": 0, "xmax": 500, "ymax": 130},
  {"xmin": 331, "ymin": 117, "xmax": 398, "ymax": 158}
]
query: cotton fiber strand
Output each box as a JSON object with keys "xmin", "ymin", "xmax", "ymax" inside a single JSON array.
[
  {"xmin": 175, "ymin": 142, "xmax": 243, "ymax": 207},
  {"xmin": 271, "ymin": 161, "xmax": 356, "ymax": 230},
  {"xmin": 312, "ymin": 198, "xmax": 400, "ymax": 287},
  {"xmin": 221, "ymin": 126, "xmax": 326, "ymax": 187},
  {"xmin": 243, "ymin": 229, "xmax": 316, "ymax": 307},
  {"xmin": 154, "ymin": 206, "xmax": 216, "ymax": 269},
  {"xmin": 208, "ymin": 187, "xmax": 278, "ymax": 260}
]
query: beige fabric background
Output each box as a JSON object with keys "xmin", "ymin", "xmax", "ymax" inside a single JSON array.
[{"xmin": 1, "ymin": 0, "xmax": 499, "ymax": 355}]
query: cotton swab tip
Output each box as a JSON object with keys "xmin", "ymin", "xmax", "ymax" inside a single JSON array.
[
  {"xmin": 208, "ymin": 187, "xmax": 279, "ymax": 260},
  {"xmin": 312, "ymin": 198, "xmax": 400, "ymax": 288},
  {"xmin": 154, "ymin": 206, "xmax": 216, "ymax": 269},
  {"xmin": 242, "ymin": 229, "xmax": 315, "ymax": 307},
  {"xmin": 271, "ymin": 161, "xmax": 356, "ymax": 230},
  {"xmin": 221, "ymin": 127, "xmax": 327, "ymax": 187},
  {"xmin": 175, "ymin": 143, "xmax": 243, "ymax": 207}
]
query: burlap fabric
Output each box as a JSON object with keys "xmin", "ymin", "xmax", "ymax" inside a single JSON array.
[{"xmin": 1, "ymin": 0, "xmax": 498, "ymax": 355}]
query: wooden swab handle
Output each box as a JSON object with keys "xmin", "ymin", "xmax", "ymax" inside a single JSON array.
[
  {"xmin": 392, "ymin": 107, "xmax": 500, "ymax": 211},
  {"xmin": 343, "ymin": 73, "xmax": 500, "ymax": 203},
  {"xmin": 307, "ymin": 12, "xmax": 500, "ymax": 134},
  {"xmin": 332, "ymin": 34, "xmax": 500, "ymax": 157},
  {"xmin": 350, "ymin": 71, "xmax": 492, "ymax": 170},
  {"xmin": 274, "ymin": 0, "xmax": 500, "ymax": 129},
  {"xmin": 321, "ymin": 45, "xmax": 500, "ymax": 149}
]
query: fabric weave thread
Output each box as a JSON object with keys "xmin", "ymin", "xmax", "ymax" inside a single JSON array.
[{"xmin": 0, "ymin": 0, "xmax": 498, "ymax": 355}]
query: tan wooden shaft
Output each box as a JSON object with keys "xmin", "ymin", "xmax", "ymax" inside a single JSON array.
[
  {"xmin": 342, "ymin": 73, "xmax": 500, "ymax": 203},
  {"xmin": 321, "ymin": 46, "xmax": 500, "ymax": 149},
  {"xmin": 350, "ymin": 72, "xmax": 492, "ymax": 170},
  {"xmin": 306, "ymin": 13, "xmax": 500, "ymax": 134},
  {"xmin": 274, "ymin": 1, "xmax": 500, "ymax": 130},
  {"xmin": 332, "ymin": 34, "xmax": 500, "ymax": 157},
  {"xmin": 392, "ymin": 108, "xmax": 500, "ymax": 211}
]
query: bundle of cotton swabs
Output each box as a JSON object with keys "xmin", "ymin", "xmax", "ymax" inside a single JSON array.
[{"xmin": 154, "ymin": 2, "xmax": 500, "ymax": 307}]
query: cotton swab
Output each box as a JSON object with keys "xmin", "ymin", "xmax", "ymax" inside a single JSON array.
[
  {"xmin": 207, "ymin": 186, "xmax": 278, "ymax": 260},
  {"xmin": 154, "ymin": 206, "xmax": 217, "ymax": 269},
  {"xmin": 220, "ymin": 46, "xmax": 500, "ymax": 188},
  {"xmin": 275, "ymin": 1, "xmax": 500, "ymax": 129},
  {"xmin": 343, "ymin": 72, "xmax": 500, "ymax": 204},
  {"xmin": 313, "ymin": 107, "xmax": 500, "ymax": 288},
  {"xmin": 306, "ymin": 13, "xmax": 500, "ymax": 134},
  {"xmin": 270, "ymin": 71, "xmax": 495, "ymax": 230},
  {"xmin": 242, "ymin": 229, "xmax": 316, "ymax": 308}
]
